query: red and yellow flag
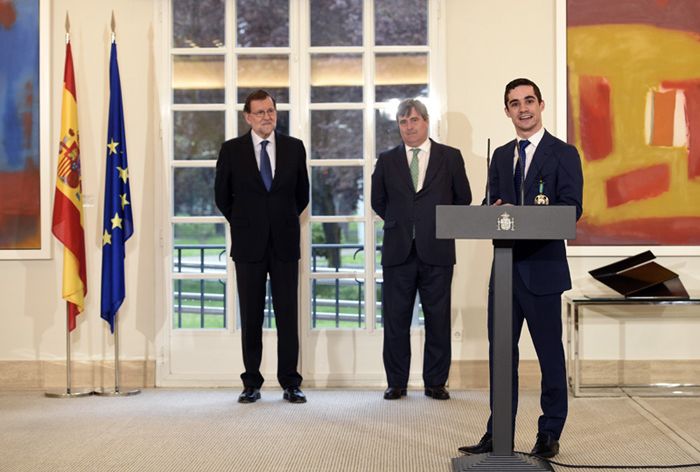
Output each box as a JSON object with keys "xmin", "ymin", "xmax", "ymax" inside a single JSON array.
[{"xmin": 51, "ymin": 42, "xmax": 87, "ymax": 332}]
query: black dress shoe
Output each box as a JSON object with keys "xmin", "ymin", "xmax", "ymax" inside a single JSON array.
[
  {"xmin": 530, "ymin": 432, "xmax": 559, "ymax": 458},
  {"xmin": 283, "ymin": 386, "xmax": 307, "ymax": 403},
  {"xmin": 238, "ymin": 387, "xmax": 261, "ymax": 403},
  {"xmin": 458, "ymin": 433, "xmax": 492, "ymax": 455},
  {"xmin": 383, "ymin": 387, "xmax": 407, "ymax": 400},
  {"xmin": 424, "ymin": 385, "xmax": 450, "ymax": 400}
]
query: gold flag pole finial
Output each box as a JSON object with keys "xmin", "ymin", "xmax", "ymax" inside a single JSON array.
[
  {"xmin": 65, "ymin": 12, "xmax": 70, "ymax": 44},
  {"xmin": 111, "ymin": 11, "xmax": 116, "ymax": 43}
]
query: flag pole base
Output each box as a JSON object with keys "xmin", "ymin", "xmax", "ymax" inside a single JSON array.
[
  {"xmin": 45, "ymin": 389, "xmax": 92, "ymax": 398},
  {"xmin": 93, "ymin": 387, "xmax": 141, "ymax": 397}
]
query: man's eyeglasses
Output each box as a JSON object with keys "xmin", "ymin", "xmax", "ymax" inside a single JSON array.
[{"xmin": 249, "ymin": 108, "xmax": 276, "ymax": 118}]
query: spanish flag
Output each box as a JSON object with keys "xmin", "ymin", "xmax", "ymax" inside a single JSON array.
[{"xmin": 51, "ymin": 42, "xmax": 87, "ymax": 332}]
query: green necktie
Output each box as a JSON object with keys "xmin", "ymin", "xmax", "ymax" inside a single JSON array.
[{"xmin": 410, "ymin": 148, "xmax": 420, "ymax": 191}]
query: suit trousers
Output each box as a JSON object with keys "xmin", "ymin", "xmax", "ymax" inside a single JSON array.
[
  {"xmin": 485, "ymin": 268, "xmax": 568, "ymax": 439},
  {"xmin": 382, "ymin": 243, "xmax": 453, "ymax": 388},
  {"xmin": 234, "ymin": 240, "xmax": 302, "ymax": 389}
]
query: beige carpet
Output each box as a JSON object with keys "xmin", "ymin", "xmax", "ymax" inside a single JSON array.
[{"xmin": 1, "ymin": 389, "xmax": 699, "ymax": 472}]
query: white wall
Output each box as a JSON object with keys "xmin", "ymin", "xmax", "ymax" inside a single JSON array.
[
  {"xmin": 0, "ymin": 0, "xmax": 697, "ymax": 367},
  {"xmin": 0, "ymin": 0, "xmax": 158, "ymax": 362}
]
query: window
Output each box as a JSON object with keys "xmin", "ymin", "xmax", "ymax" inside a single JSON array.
[{"xmin": 167, "ymin": 0, "xmax": 435, "ymax": 331}]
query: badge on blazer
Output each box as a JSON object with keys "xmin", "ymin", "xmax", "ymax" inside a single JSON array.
[{"xmin": 534, "ymin": 179, "xmax": 549, "ymax": 206}]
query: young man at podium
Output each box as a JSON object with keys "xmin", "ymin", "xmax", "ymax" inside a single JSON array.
[{"xmin": 460, "ymin": 78, "xmax": 583, "ymax": 458}]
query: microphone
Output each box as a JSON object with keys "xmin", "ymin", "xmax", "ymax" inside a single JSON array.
[{"xmin": 485, "ymin": 138, "xmax": 491, "ymax": 205}]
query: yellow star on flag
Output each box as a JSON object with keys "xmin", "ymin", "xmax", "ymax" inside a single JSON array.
[
  {"xmin": 120, "ymin": 193, "xmax": 130, "ymax": 210},
  {"xmin": 107, "ymin": 138, "xmax": 119, "ymax": 155},
  {"xmin": 111, "ymin": 212, "xmax": 123, "ymax": 229},
  {"xmin": 102, "ymin": 229, "xmax": 112, "ymax": 246},
  {"xmin": 117, "ymin": 166, "xmax": 129, "ymax": 183}
]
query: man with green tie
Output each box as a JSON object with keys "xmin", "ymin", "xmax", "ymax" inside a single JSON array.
[{"xmin": 371, "ymin": 99, "xmax": 472, "ymax": 401}]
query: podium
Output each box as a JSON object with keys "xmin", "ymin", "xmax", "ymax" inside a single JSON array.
[{"xmin": 437, "ymin": 205, "xmax": 577, "ymax": 472}]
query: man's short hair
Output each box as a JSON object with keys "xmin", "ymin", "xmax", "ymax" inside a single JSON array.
[
  {"xmin": 244, "ymin": 89, "xmax": 277, "ymax": 113},
  {"xmin": 396, "ymin": 98, "xmax": 429, "ymax": 122},
  {"xmin": 504, "ymin": 78, "xmax": 542, "ymax": 107}
]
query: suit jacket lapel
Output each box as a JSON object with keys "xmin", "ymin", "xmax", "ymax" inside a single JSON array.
[
  {"xmin": 524, "ymin": 130, "xmax": 554, "ymax": 193},
  {"xmin": 269, "ymin": 131, "xmax": 283, "ymax": 191},
  {"xmin": 389, "ymin": 145, "xmax": 415, "ymax": 192},
  {"xmin": 421, "ymin": 139, "xmax": 444, "ymax": 192}
]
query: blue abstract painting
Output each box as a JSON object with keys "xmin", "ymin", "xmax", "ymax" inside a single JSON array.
[{"xmin": 0, "ymin": 0, "xmax": 40, "ymax": 249}]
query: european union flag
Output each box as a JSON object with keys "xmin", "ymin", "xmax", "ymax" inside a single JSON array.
[{"xmin": 101, "ymin": 42, "xmax": 134, "ymax": 333}]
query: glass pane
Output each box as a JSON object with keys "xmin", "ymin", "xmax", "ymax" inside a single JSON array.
[
  {"xmin": 311, "ymin": 166, "xmax": 363, "ymax": 216},
  {"xmin": 311, "ymin": 54, "xmax": 363, "ymax": 103},
  {"xmin": 237, "ymin": 110, "xmax": 289, "ymax": 136},
  {"xmin": 173, "ymin": 0, "xmax": 225, "ymax": 48},
  {"xmin": 173, "ymin": 279, "xmax": 226, "ymax": 329},
  {"xmin": 375, "ymin": 53, "xmax": 428, "ymax": 102},
  {"xmin": 173, "ymin": 223, "xmax": 227, "ymax": 275},
  {"xmin": 375, "ymin": 109, "xmax": 401, "ymax": 155},
  {"xmin": 173, "ymin": 167, "xmax": 218, "ymax": 216},
  {"xmin": 311, "ymin": 110, "xmax": 363, "ymax": 159},
  {"xmin": 237, "ymin": 55, "xmax": 289, "ymax": 103},
  {"xmin": 374, "ymin": 0, "xmax": 427, "ymax": 46},
  {"xmin": 311, "ymin": 278, "xmax": 365, "ymax": 328},
  {"xmin": 375, "ymin": 279, "xmax": 383, "ymax": 327},
  {"xmin": 374, "ymin": 219, "xmax": 383, "ymax": 267},
  {"xmin": 173, "ymin": 55, "xmax": 225, "ymax": 104},
  {"xmin": 174, "ymin": 111, "xmax": 224, "ymax": 160},
  {"xmin": 310, "ymin": 0, "xmax": 362, "ymax": 46},
  {"xmin": 311, "ymin": 54, "xmax": 363, "ymax": 102},
  {"xmin": 311, "ymin": 222, "xmax": 365, "ymax": 272},
  {"xmin": 236, "ymin": 0, "xmax": 289, "ymax": 47}
]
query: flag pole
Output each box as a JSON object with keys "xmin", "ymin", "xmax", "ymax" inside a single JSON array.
[
  {"xmin": 94, "ymin": 313, "xmax": 139, "ymax": 396},
  {"xmin": 46, "ymin": 13, "xmax": 91, "ymax": 399},
  {"xmin": 93, "ymin": 12, "xmax": 139, "ymax": 397},
  {"xmin": 45, "ymin": 306, "xmax": 91, "ymax": 398}
]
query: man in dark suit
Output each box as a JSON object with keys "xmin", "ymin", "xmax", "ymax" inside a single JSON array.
[
  {"xmin": 371, "ymin": 99, "xmax": 472, "ymax": 401},
  {"xmin": 215, "ymin": 90, "xmax": 309, "ymax": 404},
  {"xmin": 460, "ymin": 78, "xmax": 583, "ymax": 458}
]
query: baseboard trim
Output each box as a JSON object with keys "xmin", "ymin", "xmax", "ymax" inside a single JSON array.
[
  {"xmin": 2, "ymin": 359, "xmax": 696, "ymax": 390},
  {"xmin": 0, "ymin": 360, "xmax": 156, "ymax": 391}
]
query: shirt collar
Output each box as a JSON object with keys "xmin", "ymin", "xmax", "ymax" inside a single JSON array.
[
  {"xmin": 517, "ymin": 127, "xmax": 545, "ymax": 148},
  {"xmin": 404, "ymin": 138, "xmax": 431, "ymax": 155},
  {"xmin": 251, "ymin": 130, "xmax": 276, "ymax": 147}
]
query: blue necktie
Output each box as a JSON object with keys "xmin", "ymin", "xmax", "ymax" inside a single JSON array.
[
  {"xmin": 260, "ymin": 140, "xmax": 272, "ymax": 191},
  {"xmin": 514, "ymin": 139, "xmax": 529, "ymax": 205}
]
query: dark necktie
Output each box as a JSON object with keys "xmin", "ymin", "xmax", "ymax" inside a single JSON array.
[
  {"xmin": 260, "ymin": 140, "xmax": 272, "ymax": 191},
  {"xmin": 514, "ymin": 139, "xmax": 530, "ymax": 205}
]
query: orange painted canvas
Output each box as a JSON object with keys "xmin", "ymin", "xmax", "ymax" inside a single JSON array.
[{"xmin": 567, "ymin": 0, "xmax": 700, "ymax": 245}]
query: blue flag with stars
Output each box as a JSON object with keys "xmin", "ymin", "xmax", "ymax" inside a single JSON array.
[{"xmin": 101, "ymin": 42, "xmax": 134, "ymax": 333}]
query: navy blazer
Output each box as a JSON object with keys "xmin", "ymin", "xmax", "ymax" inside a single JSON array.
[
  {"xmin": 214, "ymin": 131, "xmax": 309, "ymax": 263},
  {"xmin": 371, "ymin": 139, "xmax": 472, "ymax": 267},
  {"xmin": 488, "ymin": 130, "xmax": 583, "ymax": 295}
]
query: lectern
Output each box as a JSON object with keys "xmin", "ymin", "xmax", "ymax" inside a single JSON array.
[{"xmin": 437, "ymin": 205, "xmax": 577, "ymax": 472}]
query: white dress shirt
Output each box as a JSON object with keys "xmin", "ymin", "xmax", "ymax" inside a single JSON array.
[
  {"xmin": 251, "ymin": 130, "xmax": 276, "ymax": 176},
  {"xmin": 405, "ymin": 138, "xmax": 431, "ymax": 192}
]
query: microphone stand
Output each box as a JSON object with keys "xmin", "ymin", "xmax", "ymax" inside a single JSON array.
[
  {"xmin": 519, "ymin": 152, "xmax": 525, "ymax": 206},
  {"xmin": 485, "ymin": 138, "xmax": 491, "ymax": 205}
]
